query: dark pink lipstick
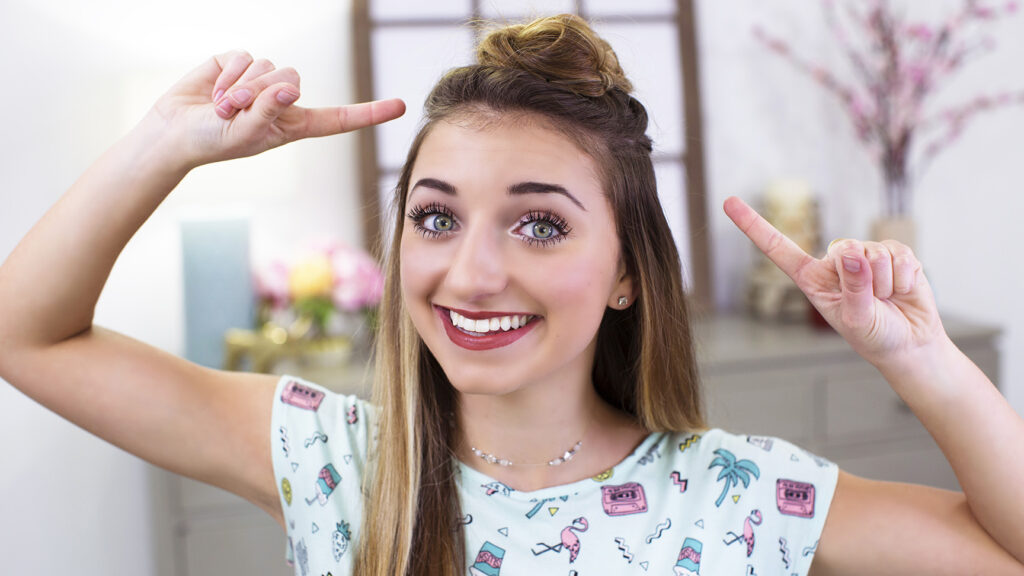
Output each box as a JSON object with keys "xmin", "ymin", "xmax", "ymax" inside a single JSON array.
[{"xmin": 434, "ymin": 305, "xmax": 540, "ymax": 351}]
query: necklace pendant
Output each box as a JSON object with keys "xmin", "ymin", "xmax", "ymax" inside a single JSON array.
[{"xmin": 472, "ymin": 439, "xmax": 583, "ymax": 467}]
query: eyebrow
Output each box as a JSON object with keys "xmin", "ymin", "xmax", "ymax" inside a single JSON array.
[{"xmin": 411, "ymin": 178, "xmax": 587, "ymax": 211}]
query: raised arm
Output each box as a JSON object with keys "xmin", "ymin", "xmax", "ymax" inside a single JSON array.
[
  {"xmin": 723, "ymin": 196, "xmax": 1024, "ymax": 574},
  {"xmin": 0, "ymin": 51, "xmax": 404, "ymax": 523}
]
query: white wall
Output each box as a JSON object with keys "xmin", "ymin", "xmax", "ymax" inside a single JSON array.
[
  {"xmin": 0, "ymin": 1, "xmax": 359, "ymax": 574},
  {"xmin": 698, "ymin": 0, "xmax": 1024, "ymax": 416},
  {"xmin": 1, "ymin": 1, "xmax": 1021, "ymax": 574}
]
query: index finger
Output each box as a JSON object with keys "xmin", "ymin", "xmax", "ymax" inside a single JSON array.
[
  {"xmin": 300, "ymin": 98, "xmax": 406, "ymax": 138},
  {"xmin": 723, "ymin": 196, "xmax": 815, "ymax": 281}
]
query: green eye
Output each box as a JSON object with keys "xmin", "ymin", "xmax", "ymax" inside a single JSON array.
[
  {"xmin": 531, "ymin": 222, "xmax": 553, "ymax": 239},
  {"xmin": 429, "ymin": 214, "xmax": 453, "ymax": 231}
]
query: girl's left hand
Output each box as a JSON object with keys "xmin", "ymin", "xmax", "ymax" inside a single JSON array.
[{"xmin": 723, "ymin": 196, "xmax": 948, "ymax": 371}]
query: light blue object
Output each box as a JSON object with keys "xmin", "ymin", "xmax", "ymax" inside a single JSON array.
[
  {"xmin": 181, "ymin": 215, "xmax": 254, "ymax": 369},
  {"xmin": 469, "ymin": 541, "xmax": 505, "ymax": 576}
]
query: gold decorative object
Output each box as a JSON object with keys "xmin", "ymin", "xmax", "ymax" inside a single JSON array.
[
  {"xmin": 223, "ymin": 324, "xmax": 352, "ymax": 374},
  {"xmin": 746, "ymin": 179, "xmax": 822, "ymax": 322}
]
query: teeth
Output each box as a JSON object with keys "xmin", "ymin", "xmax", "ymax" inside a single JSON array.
[{"xmin": 447, "ymin": 310, "xmax": 535, "ymax": 334}]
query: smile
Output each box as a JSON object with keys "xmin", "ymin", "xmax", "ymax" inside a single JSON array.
[
  {"xmin": 434, "ymin": 306, "xmax": 541, "ymax": 351},
  {"xmin": 448, "ymin": 309, "xmax": 535, "ymax": 334}
]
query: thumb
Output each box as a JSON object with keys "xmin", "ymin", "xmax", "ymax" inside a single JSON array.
[{"xmin": 830, "ymin": 240, "xmax": 875, "ymax": 329}]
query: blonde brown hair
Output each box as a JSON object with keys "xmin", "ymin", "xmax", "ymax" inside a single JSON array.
[{"xmin": 356, "ymin": 14, "xmax": 705, "ymax": 576}]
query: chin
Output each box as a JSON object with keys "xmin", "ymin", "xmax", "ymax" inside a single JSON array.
[{"xmin": 441, "ymin": 367, "xmax": 526, "ymax": 398}]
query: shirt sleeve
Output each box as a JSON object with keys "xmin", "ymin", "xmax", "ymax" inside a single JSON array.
[
  {"xmin": 714, "ymin": 431, "xmax": 838, "ymax": 576},
  {"xmin": 269, "ymin": 374, "xmax": 377, "ymax": 573}
]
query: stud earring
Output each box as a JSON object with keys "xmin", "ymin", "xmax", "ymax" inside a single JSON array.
[{"xmin": 617, "ymin": 296, "xmax": 628, "ymax": 306}]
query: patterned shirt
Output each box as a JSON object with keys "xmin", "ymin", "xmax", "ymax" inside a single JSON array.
[{"xmin": 271, "ymin": 375, "xmax": 837, "ymax": 575}]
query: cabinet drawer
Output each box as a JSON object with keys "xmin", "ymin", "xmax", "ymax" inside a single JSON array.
[
  {"xmin": 182, "ymin": 512, "xmax": 292, "ymax": 576},
  {"xmin": 823, "ymin": 364, "xmax": 925, "ymax": 443},
  {"xmin": 703, "ymin": 367, "xmax": 816, "ymax": 445},
  {"xmin": 828, "ymin": 441, "xmax": 960, "ymax": 491}
]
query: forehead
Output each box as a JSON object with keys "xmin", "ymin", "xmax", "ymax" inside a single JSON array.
[{"xmin": 410, "ymin": 115, "xmax": 604, "ymax": 198}]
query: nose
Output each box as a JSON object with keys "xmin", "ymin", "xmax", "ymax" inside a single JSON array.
[{"xmin": 444, "ymin": 224, "xmax": 508, "ymax": 302}]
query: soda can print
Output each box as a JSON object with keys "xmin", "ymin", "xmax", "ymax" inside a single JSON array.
[
  {"xmin": 469, "ymin": 541, "xmax": 505, "ymax": 576},
  {"xmin": 674, "ymin": 537, "xmax": 702, "ymax": 576}
]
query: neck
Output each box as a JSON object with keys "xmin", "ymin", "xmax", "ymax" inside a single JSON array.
[{"xmin": 455, "ymin": 378, "xmax": 647, "ymax": 491}]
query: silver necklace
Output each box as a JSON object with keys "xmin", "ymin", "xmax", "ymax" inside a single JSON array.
[
  {"xmin": 471, "ymin": 439, "xmax": 583, "ymax": 467},
  {"xmin": 468, "ymin": 414, "xmax": 592, "ymax": 468}
]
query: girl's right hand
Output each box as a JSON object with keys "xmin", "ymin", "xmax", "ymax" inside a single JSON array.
[{"xmin": 144, "ymin": 50, "xmax": 405, "ymax": 170}]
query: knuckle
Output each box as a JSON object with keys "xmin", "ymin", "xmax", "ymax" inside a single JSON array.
[
  {"xmin": 764, "ymin": 230, "xmax": 784, "ymax": 254},
  {"xmin": 253, "ymin": 58, "xmax": 275, "ymax": 71},
  {"xmin": 882, "ymin": 239, "xmax": 914, "ymax": 257},
  {"xmin": 893, "ymin": 255, "xmax": 917, "ymax": 276},
  {"xmin": 230, "ymin": 49, "xmax": 254, "ymax": 64},
  {"xmin": 280, "ymin": 66, "xmax": 301, "ymax": 85}
]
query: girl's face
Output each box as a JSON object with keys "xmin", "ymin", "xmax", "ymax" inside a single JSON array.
[{"xmin": 400, "ymin": 115, "xmax": 633, "ymax": 396}]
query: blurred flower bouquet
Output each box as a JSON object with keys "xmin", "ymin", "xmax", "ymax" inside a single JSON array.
[
  {"xmin": 255, "ymin": 241, "xmax": 384, "ymax": 341},
  {"xmin": 754, "ymin": 0, "xmax": 1024, "ymax": 218}
]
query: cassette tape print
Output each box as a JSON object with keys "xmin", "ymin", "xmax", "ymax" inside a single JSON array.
[
  {"xmin": 776, "ymin": 478, "xmax": 815, "ymax": 518},
  {"xmin": 281, "ymin": 380, "xmax": 325, "ymax": 411},
  {"xmin": 601, "ymin": 482, "xmax": 648, "ymax": 516}
]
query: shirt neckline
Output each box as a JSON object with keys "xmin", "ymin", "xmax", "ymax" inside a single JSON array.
[{"xmin": 455, "ymin": 431, "xmax": 667, "ymax": 501}]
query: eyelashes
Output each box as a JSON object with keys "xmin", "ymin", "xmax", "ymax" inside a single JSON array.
[
  {"xmin": 406, "ymin": 202, "xmax": 573, "ymax": 246},
  {"xmin": 406, "ymin": 202, "xmax": 455, "ymax": 240}
]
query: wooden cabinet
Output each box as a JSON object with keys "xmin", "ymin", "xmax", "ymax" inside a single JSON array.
[
  {"xmin": 155, "ymin": 314, "xmax": 1001, "ymax": 574},
  {"xmin": 697, "ymin": 314, "xmax": 1001, "ymax": 492}
]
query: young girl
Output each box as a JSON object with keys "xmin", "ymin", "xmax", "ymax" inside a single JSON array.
[{"xmin": 1, "ymin": 13, "xmax": 1021, "ymax": 576}]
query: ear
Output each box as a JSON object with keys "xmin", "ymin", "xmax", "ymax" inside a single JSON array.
[{"xmin": 608, "ymin": 258, "xmax": 638, "ymax": 310}]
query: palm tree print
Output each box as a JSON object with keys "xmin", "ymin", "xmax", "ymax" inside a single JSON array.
[{"xmin": 708, "ymin": 449, "xmax": 761, "ymax": 507}]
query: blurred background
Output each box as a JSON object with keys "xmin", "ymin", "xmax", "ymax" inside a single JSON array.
[{"xmin": 1, "ymin": 0, "xmax": 1021, "ymax": 574}]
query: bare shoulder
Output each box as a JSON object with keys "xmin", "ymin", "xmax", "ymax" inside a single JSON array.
[
  {"xmin": 809, "ymin": 469, "xmax": 1024, "ymax": 576},
  {"xmin": 195, "ymin": 367, "xmax": 284, "ymax": 525}
]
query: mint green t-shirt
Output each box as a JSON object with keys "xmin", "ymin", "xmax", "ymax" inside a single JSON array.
[{"xmin": 271, "ymin": 375, "xmax": 837, "ymax": 576}]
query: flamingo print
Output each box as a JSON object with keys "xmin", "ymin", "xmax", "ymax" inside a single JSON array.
[
  {"xmin": 532, "ymin": 516, "xmax": 590, "ymax": 563},
  {"xmin": 560, "ymin": 517, "xmax": 589, "ymax": 562},
  {"xmin": 723, "ymin": 509, "xmax": 763, "ymax": 557}
]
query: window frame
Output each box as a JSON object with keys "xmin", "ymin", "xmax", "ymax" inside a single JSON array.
[{"xmin": 351, "ymin": 0, "xmax": 711, "ymax": 308}]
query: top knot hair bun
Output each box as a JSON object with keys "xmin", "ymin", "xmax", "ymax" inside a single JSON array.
[{"xmin": 476, "ymin": 13, "xmax": 633, "ymax": 98}]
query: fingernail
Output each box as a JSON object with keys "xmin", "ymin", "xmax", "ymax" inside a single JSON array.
[
  {"xmin": 229, "ymin": 88, "xmax": 251, "ymax": 106},
  {"xmin": 277, "ymin": 89, "xmax": 299, "ymax": 105},
  {"xmin": 216, "ymin": 97, "xmax": 234, "ymax": 116},
  {"xmin": 842, "ymin": 256, "xmax": 861, "ymax": 273},
  {"xmin": 213, "ymin": 89, "xmax": 225, "ymax": 102}
]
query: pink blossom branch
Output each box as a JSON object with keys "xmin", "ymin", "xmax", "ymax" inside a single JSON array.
[
  {"xmin": 753, "ymin": 0, "xmax": 1022, "ymax": 217},
  {"xmin": 918, "ymin": 90, "xmax": 1024, "ymax": 165},
  {"xmin": 753, "ymin": 25, "xmax": 884, "ymax": 158}
]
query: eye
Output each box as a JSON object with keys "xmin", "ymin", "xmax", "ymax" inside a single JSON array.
[
  {"xmin": 407, "ymin": 202, "xmax": 458, "ymax": 238},
  {"xmin": 516, "ymin": 210, "xmax": 571, "ymax": 246},
  {"xmin": 423, "ymin": 213, "xmax": 454, "ymax": 232},
  {"xmin": 525, "ymin": 221, "xmax": 555, "ymax": 239}
]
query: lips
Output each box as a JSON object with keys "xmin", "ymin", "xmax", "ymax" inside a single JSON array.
[{"xmin": 434, "ymin": 305, "xmax": 540, "ymax": 351}]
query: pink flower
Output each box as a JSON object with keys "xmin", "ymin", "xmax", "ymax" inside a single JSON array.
[
  {"xmin": 330, "ymin": 245, "xmax": 384, "ymax": 312},
  {"xmin": 905, "ymin": 24, "xmax": 934, "ymax": 41},
  {"xmin": 255, "ymin": 260, "xmax": 291, "ymax": 309}
]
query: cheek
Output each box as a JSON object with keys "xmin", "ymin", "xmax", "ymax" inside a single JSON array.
[
  {"xmin": 531, "ymin": 245, "xmax": 619, "ymax": 324},
  {"xmin": 399, "ymin": 233, "xmax": 451, "ymax": 306}
]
